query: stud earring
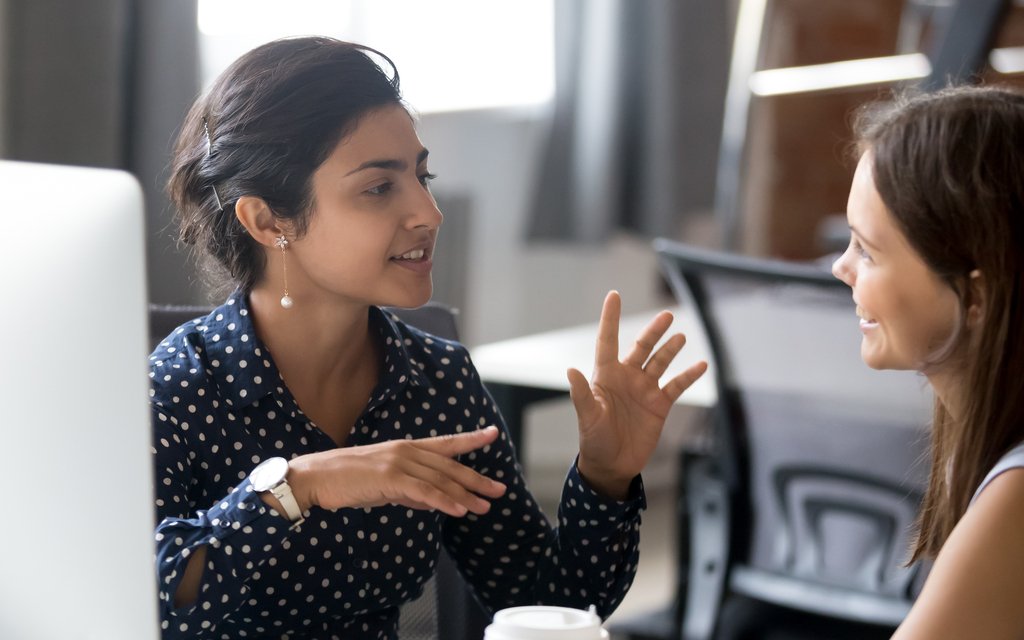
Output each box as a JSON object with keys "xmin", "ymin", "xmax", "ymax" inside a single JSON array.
[{"xmin": 275, "ymin": 235, "xmax": 293, "ymax": 309}]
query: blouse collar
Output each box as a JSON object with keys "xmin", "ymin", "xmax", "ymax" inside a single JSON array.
[{"xmin": 200, "ymin": 293, "xmax": 428, "ymax": 412}]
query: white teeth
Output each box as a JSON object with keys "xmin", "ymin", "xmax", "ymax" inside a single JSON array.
[{"xmin": 397, "ymin": 249, "xmax": 425, "ymax": 260}]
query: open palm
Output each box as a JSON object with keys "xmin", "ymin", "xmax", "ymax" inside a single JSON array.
[{"xmin": 568, "ymin": 291, "xmax": 708, "ymax": 499}]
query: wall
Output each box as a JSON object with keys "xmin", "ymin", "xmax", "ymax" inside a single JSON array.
[{"xmin": 417, "ymin": 107, "xmax": 674, "ymax": 349}]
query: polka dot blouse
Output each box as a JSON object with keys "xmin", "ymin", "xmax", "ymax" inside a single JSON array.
[{"xmin": 150, "ymin": 294, "xmax": 646, "ymax": 639}]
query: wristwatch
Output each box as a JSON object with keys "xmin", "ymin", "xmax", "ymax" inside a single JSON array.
[{"xmin": 249, "ymin": 457, "xmax": 304, "ymax": 524}]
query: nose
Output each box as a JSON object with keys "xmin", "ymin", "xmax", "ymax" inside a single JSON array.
[
  {"xmin": 407, "ymin": 187, "xmax": 443, "ymax": 231},
  {"xmin": 832, "ymin": 249, "xmax": 853, "ymax": 286}
]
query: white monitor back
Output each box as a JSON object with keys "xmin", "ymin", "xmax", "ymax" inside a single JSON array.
[{"xmin": 0, "ymin": 160, "xmax": 158, "ymax": 639}]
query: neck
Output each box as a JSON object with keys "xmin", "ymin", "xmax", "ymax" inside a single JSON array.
[
  {"xmin": 246, "ymin": 284, "xmax": 378, "ymax": 394},
  {"xmin": 926, "ymin": 365, "xmax": 968, "ymax": 422}
]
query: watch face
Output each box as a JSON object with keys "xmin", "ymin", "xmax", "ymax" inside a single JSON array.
[{"xmin": 250, "ymin": 457, "xmax": 288, "ymax": 492}]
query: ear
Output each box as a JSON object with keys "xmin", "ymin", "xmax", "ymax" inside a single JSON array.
[
  {"xmin": 965, "ymin": 269, "xmax": 985, "ymax": 329},
  {"xmin": 235, "ymin": 195, "xmax": 289, "ymax": 247}
]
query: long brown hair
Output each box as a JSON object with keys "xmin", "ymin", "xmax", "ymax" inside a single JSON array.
[{"xmin": 854, "ymin": 85, "xmax": 1024, "ymax": 561}]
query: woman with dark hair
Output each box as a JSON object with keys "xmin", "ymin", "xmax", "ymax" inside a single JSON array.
[
  {"xmin": 833, "ymin": 85, "xmax": 1024, "ymax": 638},
  {"xmin": 151, "ymin": 36, "xmax": 707, "ymax": 639}
]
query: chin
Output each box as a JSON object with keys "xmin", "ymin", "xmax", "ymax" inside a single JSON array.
[
  {"xmin": 860, "ymin": 344, "xmax": 891, "ymax": 371},
  {"xmin": 410, "ymin": 286, "xmax": 433, "ymax": 308},
  {"xmin": 860, "ymin": 347, "xmax": 915, "ymax": 372},
  {"xmin": 861, "ymin": 354, "xmax": 883, "ymax": 370},
  {"xmin": 387, "ymin": 286, "xmax": 433, "ymax": 310}
]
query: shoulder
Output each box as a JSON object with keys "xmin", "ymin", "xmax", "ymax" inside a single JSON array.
[
  {"xmin": 148, "ymin": 305, "xmax": 227, "ymax": 414},
  {"xmin": 382, "ymin": 308, "xmax": 476, "ymax": 374},
  {"xmin": 894, "ymin": 467, "xmax": 1024, "ymax": 639},
  {"xmin": 150, "ymin": 319, "xmax": 206, "ymax": 394},
  {"xmin": 966, "ymin": 461, "xmax": 1024, "ymax": 534},
  {"xmin": 970, "ymin": 441, "xmax": 1024, "ymax": 506},
  {"xmin": 379, "ymin": 309, "xmax": 497, "ymax": 419}
]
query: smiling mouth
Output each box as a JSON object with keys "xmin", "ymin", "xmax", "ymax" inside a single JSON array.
[
  {"xmin": 391, "ymin": 248, "xmax": 427, "ymax": 261},
  {"xmin": 856, "ymin": 305, "xmax": 879, "ymax": 327}
]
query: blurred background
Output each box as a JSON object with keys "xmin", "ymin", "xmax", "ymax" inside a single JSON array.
[
  {"xmin": 4, "ymin": 0, "xmax": 1023, "ymax": 346},
  {"xmin": 0, "ymin": 0, "xmax": 736, "ymax": 346},
  {"xmin": 3, "ymin": 0, "xmax": 1024, "ymax": 633}
]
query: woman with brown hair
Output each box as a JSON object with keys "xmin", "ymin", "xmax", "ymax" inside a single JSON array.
[
  {"xmin": 832, "ymin": 85, "xmax": 1024, "ymax": 638},
  {"xmin": 151, "ymin": 36, "xmax": 707, "ymax": 639}
]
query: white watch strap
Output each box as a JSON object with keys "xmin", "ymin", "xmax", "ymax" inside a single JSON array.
[{"xmin": 270, "ymin": 481, "xmax": 304, "ymax": 524}]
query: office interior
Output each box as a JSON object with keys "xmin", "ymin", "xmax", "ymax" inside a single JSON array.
[{"xmin": 3, "ymin": 1, "xmax": 1024, "ymax": 638}]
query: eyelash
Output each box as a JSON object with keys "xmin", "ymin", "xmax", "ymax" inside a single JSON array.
[
  {"xmin": 852, "ymin": 238, "xmax": 872, "ymax": 262},
  {"xmin": 366, "ymin": 173, "xmax": 437, "ymax": 196}
]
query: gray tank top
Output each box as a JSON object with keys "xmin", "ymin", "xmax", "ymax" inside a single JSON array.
[{"xmin": 969, "ymin": 441, "xmax": 1024, "ymax": 507}]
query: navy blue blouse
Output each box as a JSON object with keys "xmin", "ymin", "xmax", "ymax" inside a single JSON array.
[{"xmin": 150, "ymin": 293, "xmax": 645, "ymax": 639}]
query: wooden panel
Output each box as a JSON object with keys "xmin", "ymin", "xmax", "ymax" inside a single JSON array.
[
  {"xmin": 741, "ymin": 86, "xmax": 884, "ymax": 259},
  {"xmin": 739, "ymin": 1, "xmax": 1024, "ymax": 260}
]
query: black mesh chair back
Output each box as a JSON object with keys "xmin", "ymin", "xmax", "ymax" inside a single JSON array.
[
  {"xmin": 148, "ymin": 300, "xmax": 489, "ymax": 640},
  {"xmin": 653, "ymin": 239, "xmax": 933, "ymax": 640}
]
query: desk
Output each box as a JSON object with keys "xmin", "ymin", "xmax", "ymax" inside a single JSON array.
[{"xmin": 471, "ymin": 308, "xmax": 716, "ymax": 452}]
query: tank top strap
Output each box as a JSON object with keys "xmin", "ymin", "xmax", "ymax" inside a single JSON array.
[{"xmin": 970, "ymin": 441, "xmax": 1024, "ymax": 507}]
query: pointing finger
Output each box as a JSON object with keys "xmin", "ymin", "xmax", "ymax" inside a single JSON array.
[{"xmin": 413, "ymin": 425, "xmax": 500, "ymax": 457}]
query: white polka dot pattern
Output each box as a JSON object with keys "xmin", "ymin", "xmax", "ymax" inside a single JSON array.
[{"xmin": 149, "ymin": 295, "xmax": 645, "ymax": 639}]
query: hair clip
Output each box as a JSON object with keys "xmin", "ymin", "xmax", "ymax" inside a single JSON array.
[
  {"xmin": 210, "ymin": 185, "xmax": 224, "ymax": 212},
  {"xmin": 203, "ymin": 118, "xmax": 214, "ymax": 156},
  {"xmin": 202, "ymin": 118, "xmax": 224, "ymax": 212}
]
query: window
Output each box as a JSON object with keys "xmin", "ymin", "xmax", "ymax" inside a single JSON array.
[{"xmin": 197, "ymin": 0, "xmax": 554, "ymax": 113}]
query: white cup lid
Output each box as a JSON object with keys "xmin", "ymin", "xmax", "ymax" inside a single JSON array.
[{"xmin": 484, "ymin": 605, "xmax": 609, "ymax": 640}]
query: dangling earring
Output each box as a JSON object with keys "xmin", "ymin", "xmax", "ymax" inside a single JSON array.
[{"xmin": 275, "ymin": 235, "xmax": 293, "ymax": 309}]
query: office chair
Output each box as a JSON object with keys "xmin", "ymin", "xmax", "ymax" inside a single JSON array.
[
  {"xmin": 148, "ymin": 300, "xmax": 490, "ymax": 640},
  {"xmin": 651, "ymin": 239, "xmax": 933, "ymax": 640}
]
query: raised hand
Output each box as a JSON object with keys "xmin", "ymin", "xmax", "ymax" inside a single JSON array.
[
  {"xmin": 568, "ymin": 291, "xmax": 708, "ymax": 499},
  {"xmin": 285, "ymin": 426, "xmax": 507, "ymax": 517}
]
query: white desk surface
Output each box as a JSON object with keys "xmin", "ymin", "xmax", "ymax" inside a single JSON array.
[{"xmin": 470, "ymin": 307, "xmax": 718, "ymax": 408}]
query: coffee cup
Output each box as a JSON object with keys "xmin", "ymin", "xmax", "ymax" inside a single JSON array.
[{"xmin": 483, "ymin": 605, "xmax": 609, "ymax": 640}]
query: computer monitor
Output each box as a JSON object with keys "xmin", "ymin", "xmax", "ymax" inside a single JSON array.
[{"xmin": 0, "ymin": 160, "xmax": 159, "ymax": 639}]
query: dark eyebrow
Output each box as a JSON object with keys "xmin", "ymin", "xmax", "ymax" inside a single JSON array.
[{"xmin": 344, "ymin": 148, "xmax": 430, "ymax": 177}]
